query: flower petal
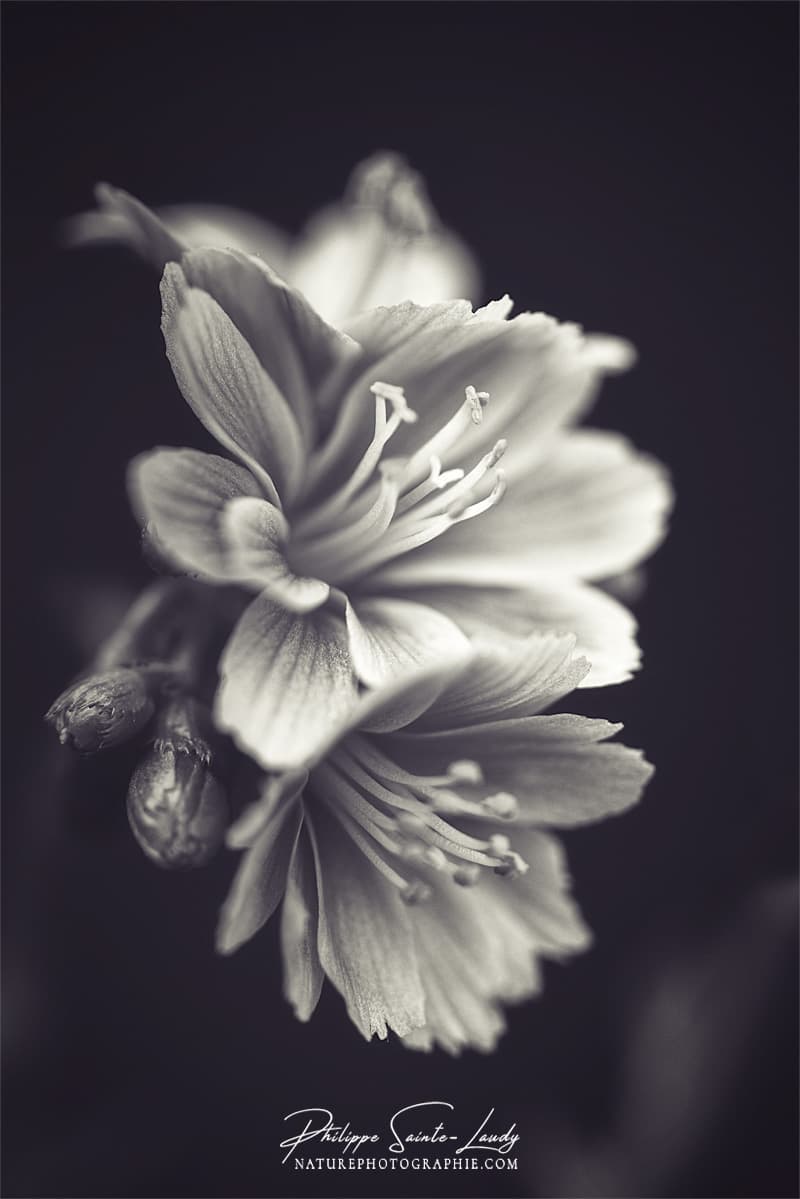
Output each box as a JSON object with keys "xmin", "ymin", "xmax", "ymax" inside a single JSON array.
[
  {"xmin": 221, "ymin": 497, "xmax": 329, "ymax": 611},
  {"xmin": 215, "ymin": 596, "xmax": 358, "ymax": 771},
  {"xmin": 396, "ymin": 579, "xmax": 641, "ymax": 687},
  {"xmin": 307, "ymin": 801, "xmax": 425, "ymax": 1040},
  {"xmin": 179, "ymin": 247, "xmax": 361, "ymax": 449},
  {"xmin": 413, "ymin": 632, "xmax": 590, "ymax": 729},
  {"xmin": 128, "ymin": 448, "xmax": 261, "ymax": 579},
  {"xmin": 375, "ymin": 429, "xmax": 672, "ymax": 587},
  {"xmin": 400, "ymin": 871, "xmax": 544, "ymax": 1055},
  {"xmin": 280, "ymin": 820, "xmax": 324, "ymax": 1022},
  {"xmin": 495, "ymin": 830, "xmax": 592, "ymax": 955},
  {"xmin": 161, "ymin": 263, "xmax": 306, "ymax": 504},
  {"xmin": 345, "ymin": 596, "xmax": 470, "ymax": 688},
  {"xmin": 389, "ymin": 715, "xmax": 653, "ymax": 827},
  {"xmin": 216, "ymin": 797, "xmax": 302, "ymax": 955},
  {"xmin": 63, "ymin": 183, "xmax": 186, "ymax": 268},
  {"xmin": 155, "ymin": 204, "xmax": 290, "ymax": 269}
]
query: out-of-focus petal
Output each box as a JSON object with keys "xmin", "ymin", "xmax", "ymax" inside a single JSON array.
[
  {"xmin": 216, "ymin": 797, "xmax": 302, "ymax": 955},
  {"xmin": 374, "ymin": 429, "xmax": 672, "ymax": 587},
  {"xmin": 280, "ymin": 822, "xmax": 324, "ymax": 1022},
  {"xmin": 215, "ymin": 596, "xmax": 358, "ymax": 771},
  {"xmin": 345, "ymin": 596, "xmax": 469, "ymax": 688},
  {"xmin": 291, "ymin": 207, "xmax": 479, "ymax": 325},
  {"xmin": 129, "ymin": 448, "xmax": 262, "ymax": 580},
  {"xmin": 491, "ymin": 829, "xmax": 592, "ymax": 955},
  {"xmin": 63, "ymin": 183, "xmax": 186, "ymax": 269},
  {"xmin": 389, "ymin": 714, "xmax": 653, "ymax": 827},
  {"xmin": 155, "ymin": 204, "xmax": 291, "ymax": 270},
  {"xmin": 161, "ymin": 263, "xmax": 306, "ymax": 503},
  {"xmin": 308, "ymin": 801, "xmax": 425, "ymax": 1040},
  {"xmin": 397, "ymin": 579, "xmax": 641, "ymax": 687},
  {"xmin": 179, "ymin": 247, "xmax": 361, "ymax": 449}
]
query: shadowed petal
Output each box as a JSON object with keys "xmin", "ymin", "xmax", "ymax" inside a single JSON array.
[
  {"xmin": 397, "ymin": 579, "xmax": 641, "ymax": 687},
  {"xmin": 129, "ymin": 448, "xmax": 262, "ymax": 579},
  {"xmin": 216, "ymin": 798, "xmax": 302, "ymax": 955},
  {"xmin": 161, "ymin": 263, "xmax": 306, "ymax": 503},
  {"xmin": 180, "ymin": 247, "xmax": 361, "ymax": 449},
  {"xmin": 345, "ymin": 596, "xmax": 469, "ymax": 688},
  {"xmin": 280, "ymin": 822, "xmax": 324, "ymax": 1022},
  {"xmin": 222, "ymin": 497, "xmax": 329, "ymax": 610},
  {"xmin": 215, "ymin": 596, "xmax": 358, "ymax": 771},
  {"xmin": 308, "ymin": 802, "xmax": 425, "ymax": 1040},
  {"xmin": 389, "ymin": 714, "xmax": 652, "ymax": 827}
]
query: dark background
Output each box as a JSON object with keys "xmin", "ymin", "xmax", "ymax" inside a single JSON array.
[{"xmin": 2, "ymin": 3, "xmax": 797, "ymax": 1197}]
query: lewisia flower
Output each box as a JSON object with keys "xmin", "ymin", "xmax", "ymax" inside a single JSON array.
[
  {"xmin": 217, "ymin": 632, "xmax": 652, "ymax": 1052},
  {"xmin": 114, "ymin": 219, "xmax": 669, "ymax": 772},
  {"xmin": 66, "ymin": 152, "xmax": 480, "ymax": 322}
]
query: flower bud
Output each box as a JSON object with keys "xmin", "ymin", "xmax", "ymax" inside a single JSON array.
[
  {"xmin": 127, "ymin": 737, "xmax": 228, "ymax": 870},
  {"xmin": 45, "ymin": 668, "xmax": 156, "ymax": 752}
]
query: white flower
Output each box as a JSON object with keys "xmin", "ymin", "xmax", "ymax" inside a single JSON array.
[
  {"xmin": 117, "ymin": 229, "xmax": 670, "ymax": 772},
  {"xmin": 65, "ymin": 152, "xmax": 480, "ymax": 322},
  {"xmin": 217, "ymin": 632, "xmax": 653, "ymax": 1053}
]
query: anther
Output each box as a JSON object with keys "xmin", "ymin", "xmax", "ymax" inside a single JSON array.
[
  {"xmin": 447, "ymin": 759, "xmax": 485, "ymax": 785},
  {"xmin": 402, "ymin": 881, "xmax": 433, "ymax": 905},
  {"xmin": 482, "ymin": 792, "xmax": 519, "ymax": 819},
  {"xmin": 370, "ymin": 381, "xmax": 418, "ymax": 423},
  {"xmin": 488, "ymin": 833, "xmax": 512, "ymax": 856},
  {"xmin": 464, "ymin": 385, "xmax": 490, "ymax": 425},
  {"xmin": 424, "ymin": 846, "xmax": 448, "ymax": 870},
  {"xmin": 453, "ymin": 864, "xmax": 482, "ymax": 887},
  {"xmin": 494, "ymin": 850, "xmax": 530, "ymax": 879}
]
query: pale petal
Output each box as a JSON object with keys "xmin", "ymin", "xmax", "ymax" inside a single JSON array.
[
  {"xmin": 345, "ymin": 596, "xmax": 469, "ymax": 688},
  {"xmin": 388, "ymin": 715, "xmax": 653, "ymax": 827},
  {"xmin": 128, "ymin": 448, "xmax": 262, "ymax": 580},
  {"xmin": 395, "ymin": 579, "xmax": 641, "ymax": 687},
  {"xmin": 496, "ymin": 829, "xmax": 592, "ymax": 955},
  {"xmin": 413, "ymin": 632, "xmax": 590, "ymax": 729},
  {"xmin": 221, "ymin": 497, "xmax": 329, "ymax": 611},
  {"xmin": 216, "ymin": 798, "xmax": 302, "ymax": 955},
  {"xmin": 156, "ymin": 204, "xmax": 290, "ymax": 270},
  {"xmin": 280, "ymin": 821, "xmax": 324, "ymax": 1022},
  {"xmin": 291, "ymin": 207, "xmax": 479, "ymax": 325},
  {"xmin": 375, "ymin": 429, "xmax": 672, "ymax": 587},
  {"xmin": 215, "ymin": 596, "xmax": 358, "ymax": 771},
  {"xmin": 307, "ymin": 801, "xmax": 425, "ymax": 1040},
  {"xmin": 179, "ymin": 247, "xmax": 361, "ymax": 448},
  {"xmin": 309, "ymin": 306, "xmax": 614, "ymax": 502},
  {"xmin": 161, "ymin": 263, "xmax": 306, "ymax": 503},
  {"xmin": 401, "ymin": 871, "xmax": 543, "ymax": 1055}
]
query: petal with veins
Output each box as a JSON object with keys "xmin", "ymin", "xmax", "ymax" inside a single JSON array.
[
  {"xmin": 222, "ymin": 497, "xmax": 329, "ymax": 611},
  {"xmin": 395, "ymin": 579, "xmax": 641, "ymax": 688},
  {"xmin": 345, "ymin": 596, "xmax": 470, "ymax": 688},
  {"xmin": 180, "ymin": 247, "xmax": 361, "ymax": 449},
  {"xmin": 308, "ymin": 801, "xmax": 425, "ymax": 1040},
  {"xmin": 216, "ymin": 797, "xmax": 302, "ymax": 955},
  {"xmin": 389, "ymin": 714, "xmax": 653, "ymax": 827},
  {"xmin": 161, "ymin": 263, "xmax": 306, "ymax": 504},
  {"xmin": 129, "ymin": 448, "xmax": 262, "ymax": 580},
  {"xmin": 215, "ymin": 596, "xmax": 358, "ymax": 772},
  {"xmin": 412, "ymin": 632, "xmax": 590, "ymax": 729}
]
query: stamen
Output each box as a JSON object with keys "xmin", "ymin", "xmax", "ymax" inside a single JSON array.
[
  {"xmin": 394, "ymin": 457, "xmax": 465, "ymax": 515},
  {"xmin": 402, "ymin": 881, "xmax": 432, "ymax": 905},
  {"xmin": 448, "ymin": 759, "xmax": 485, "ymax": 785},
  {"xmin": 398, "ymin": 386, "xmax": 491, "ymax": 491},
  {"xmin": 453, "ymin": 864, "xmax": 481, "ymax": 887},
  {"xmin": 449, "ymin": 469, "xmax": 507, "ymax": 523},
  {"xmin": 494, "ymin": 850, "xmax": 530, "ymax": 879}
]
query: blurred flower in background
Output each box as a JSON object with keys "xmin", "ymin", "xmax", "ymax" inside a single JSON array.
[{"xmin": 65, "ymin": 152, "xmax": 481, "ymax": 322}]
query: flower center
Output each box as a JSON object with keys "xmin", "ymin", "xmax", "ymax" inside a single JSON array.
[
  {"xmin": 289, "ymin": 383, "xmax": 507, "ymax": 586},
  {"xmin": 307, "ymin": 735, "xmax": 528, "ymax": 905}
]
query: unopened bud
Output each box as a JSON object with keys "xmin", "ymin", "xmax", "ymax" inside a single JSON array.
[
  {"xmin": 45, "ymin": 668, "xmax": 157, "ymax": 752},
  {"xmin": 127, "ymin": 738, "xmax": 228, "ymax": 869}
]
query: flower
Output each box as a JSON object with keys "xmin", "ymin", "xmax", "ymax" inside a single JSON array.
[
  {"xmin": 119, "ymin": 224, "xmax": 670, "ymax": 773},
  {"xmin": 65, "ymin": 152, "xmax": 480, "ymax": 322},
  {"xmin": 216, "ymin": 631, "xmax": 653, "ymax": 1052}
]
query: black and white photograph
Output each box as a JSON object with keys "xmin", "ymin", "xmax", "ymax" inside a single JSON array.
[{"xmin": 2, "ymin": 3, "xmax": 797, "ymax": 1197}]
